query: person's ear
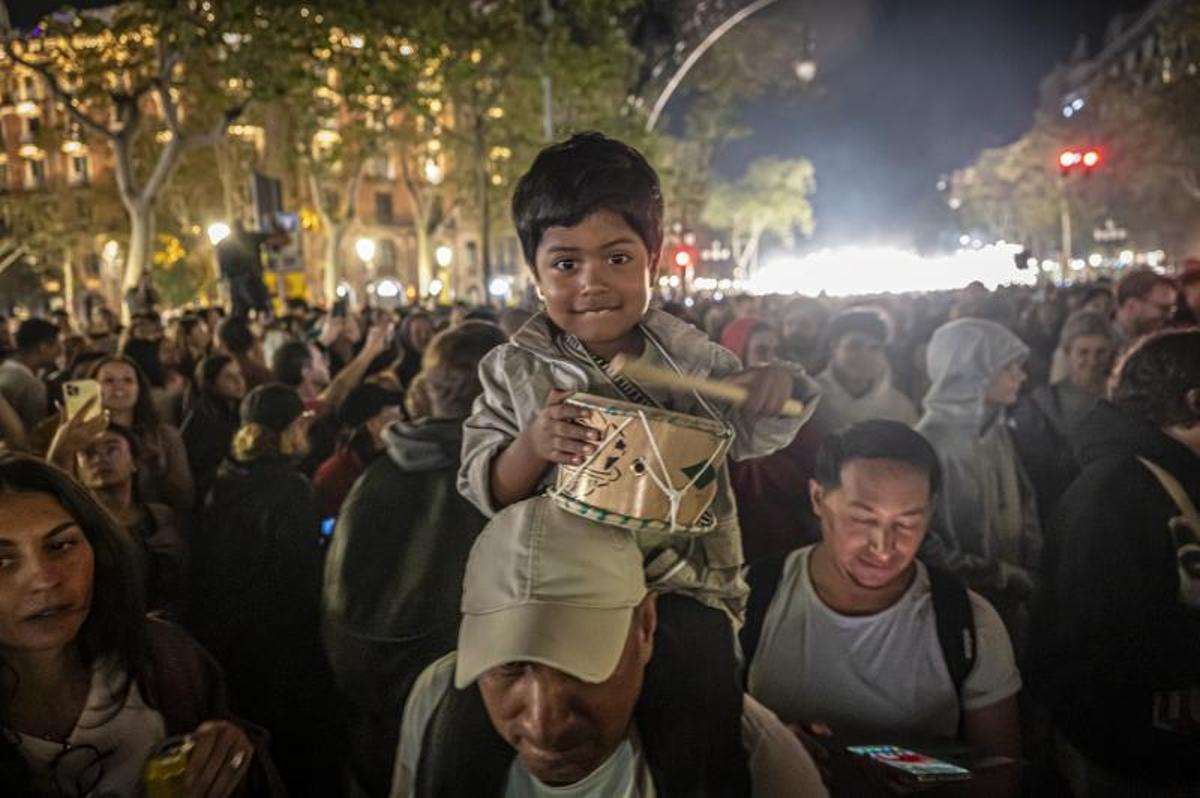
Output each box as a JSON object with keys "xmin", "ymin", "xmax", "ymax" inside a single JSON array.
[
  {"xmin": 635, "ymin": 592, "xmax": 657, "ymax": 665},
  {"xmin": 647, "ymin": 245, "xmax": 662, "ymax": 284},
  {"xmin": 809, "ymin": 479, "xmax": 825, "ymax": 518}
]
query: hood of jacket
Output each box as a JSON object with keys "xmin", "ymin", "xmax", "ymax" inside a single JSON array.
[
  {"xmin": 921, "ymin": 317, "xmax": 1029, "ymax": 429},
  {"xmin": 383, "ymin": 418, "xmax": 464, "ymax": 471}
]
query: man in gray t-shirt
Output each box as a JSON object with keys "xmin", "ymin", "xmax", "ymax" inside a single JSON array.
[{"xmin": 744, "ymin": 421, "xmax": 1022, "ymax": 794}]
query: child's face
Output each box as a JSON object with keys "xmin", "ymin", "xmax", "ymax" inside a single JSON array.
[{"xmin": 534, "ymin": 209, "xmax": 657, "ymax": 354}]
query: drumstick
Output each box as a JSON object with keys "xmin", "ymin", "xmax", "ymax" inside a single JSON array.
[{"xmin": 611, "ymin": 354, "xmax": 811, "ymax": 418}]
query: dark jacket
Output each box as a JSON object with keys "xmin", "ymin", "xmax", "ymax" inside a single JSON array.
[
  {"xmin": 0, "ymin": 618, "xmax": 284, "ymax": 796},
  {"xmin": 1009, "ymin": 382, "xmax": 1098, "ymax": 527},
  {"xmin": 180, "ymin": 393, "xmax": 239, "ymax": 504},
  {"xmin": 190, "ymin": 453, "xmax": 337, "ymax": 793},
  {"xmin": 322, "ymin": 418, "xmax": 487, "ymax": 796},
  {"xmin": 1029, "ymin": 400, "xmax": 1200, "ymax": 786}
]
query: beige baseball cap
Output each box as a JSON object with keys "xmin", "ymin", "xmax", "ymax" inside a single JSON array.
[{"xmin": 454, "ymin": 497, "xmax": 648, "ymax": 689}]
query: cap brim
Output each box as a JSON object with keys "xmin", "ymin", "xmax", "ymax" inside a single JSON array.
[{"xmin": 455, "ymin": 603, "xmax": 634, "ymax": 689}]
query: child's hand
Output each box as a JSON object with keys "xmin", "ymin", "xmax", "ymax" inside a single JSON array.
[
  {"xmin": 724, "ymin": 365, "xmax": 794, "ymax": 417},
  {"xmin": 527, "ymin": 389, "xmax": 601, "ymax": 465}
]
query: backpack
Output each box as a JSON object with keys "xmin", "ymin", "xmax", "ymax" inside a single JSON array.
[{"xmin": 740, "ymin": 550, "xmax": 977, "ymax": 720}]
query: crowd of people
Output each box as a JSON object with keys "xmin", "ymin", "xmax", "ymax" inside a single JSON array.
[{"xmin": 0, "ymin": 131, "xmax": 1198, "ymax": 797}]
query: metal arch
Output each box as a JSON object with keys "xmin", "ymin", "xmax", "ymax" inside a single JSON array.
[{"xmin": 644, "ymin": 0, "xmax": 783, "ymax": 132}]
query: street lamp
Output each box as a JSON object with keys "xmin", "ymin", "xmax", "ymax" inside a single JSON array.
[
  {"xmin": 207, "ymin": 222, "xmax": 231, "ymax": 246},
  {"xmin": 435, "ymin": 245, "xmax": 453, "ymax": 267},
  {"xmin": 355, "ymin": 237, "xmax": 377, "ymax": 263}
]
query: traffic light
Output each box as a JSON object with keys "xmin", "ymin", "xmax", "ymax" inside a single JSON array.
[{"xmin": 1059, "ymin": 148, "xmax": 1103, "ymax": 175}]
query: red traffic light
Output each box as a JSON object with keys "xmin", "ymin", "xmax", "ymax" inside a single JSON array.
[
  {"xmin": 1059, "ymin": 148, "xmax": 1102, "ymax": 173},
  {"xmin": 674, "ymin": 249, "xmax": 692, "ymax": 268}
]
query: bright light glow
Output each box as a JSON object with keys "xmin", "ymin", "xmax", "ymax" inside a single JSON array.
[
  {"xmin": 16, "ymin": 101, "xmax": 38, "ymax": 117},
  {"xmin": 61, "ymin": 140, "xmax": 85, "ymax": 155},
  {"xmin": 684, "ymin": 297, "xmax": 695, "ymax": 307},
  {"xmin": 1082, "ymin": 150, "xmax": 1101, "ymax": 168},
  {"xmin": 336, "ymin": 283, "xmax": 350, "ymax": 298},
  {"xmin": 794, "ymin": 60, "xmax": 817, "ymax": 82},
  {"xmin": 207, "ymin": 222, "xmax": 231, "ymax": 246},
  {"xmin": 1119, "ymin": 249, "xmax": 1135, "ymax": 264},
  {"xmin": 435, "ymin": 245, "xmax": 453, "ymax": 267},
  {"xmin": 1062, "ymin": 106, "xmax": 1074, "ymax": 118},
  {"xmin": 489, "ymin": 277, "xmax": 512, "ymax": 298},
  {"xmin": 674, "ymin": 250, "xmax": 691, "ymax": 268},
  {"xmin": 355, "ymin": 238, "xmax": 377, "ymax": 262},
  {"xmin": 693, "ymin": 277, "xmax": 718, "ymax": 291},
  {"xmin": 717, "ymin": 279, "xmax": 733, "ymax": 290},
  {"xmin": 1070, "ymin": 259, "xmax": 1086, "ymax": 270},
  {"xmin": 1041, "ymin": 259, "xmax": 1059, "ymax": 271},
  {"xmin": 658, "ymin": 276, "xmax": 670, "ymax": 287},
  {"xmin": 429, "ymin": 279, "xmax": 444, "ymax": 295},
  {"xmin": 747, "ymin": 244, "xmax": 1036, "ymax": 298},
  {"xmin": 713, "ymin": 291, "xmax": 725, "ymax": 301},
  {"xmin": 959, "ymin": 234, "xmax": 971, "ymax": 246},
  {"xmin": 1088, "ymin": 253, "xmax": 1103, "ymax": 267},
  {"xmin": 1026, "ymin": 257, "xmax": 1039, "ymax": 269},
  {"xmin": 1073, "ymin": 97, "xmax": 1085, "ymax": 111},
  {"xmin": 668, "ymin": 275, "xmax": 681, "ymax": 288},
  {"xmin": 1059, "ymin": 150, "xmax": 1081, "ymax": 168},
  {"xmin": 102, "ymin": 240, "xmax": 120, "ymax": 260},
  {"xmin": 1147, "ymin": 250, "xmax": 1165, "ymax": 267},
  {"xmin": 374, "ymin": 279, "xmax": 401, "ymax": 298},
  {"xmin": 424, "ymin": 160, "xmax": 443, "ymax": 185}
]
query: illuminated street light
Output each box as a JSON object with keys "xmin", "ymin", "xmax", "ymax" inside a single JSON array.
[
  {"xmin": 429, "ymin": 278, "xmax": 444, "ymax": 295},
  {"xmin": 424, "ymin": 160, "xmax": 444, "ymax": 185},
  {"xmin": 1088, "ymin": 253, "xmax": 1103, "ymax": 267},
  {"xmin": 207, "ymin": 222, "xmax": 231, "ymax": 246},
  {"xmin": 435, "ymin": 245, "xmax": 453, "ymax": 267},
  {"xmin": 374, "ymin": 279, "xmax": 401, "ymax": 298},
  {"xmin": 1059, "ymin": 150, "xmax": 1081, "ymax": 169},
  {"xmin": 489, "ymin": 276, "xmax": 512, "ymax": 298},
  {"xmin": 355, "ymin": 237, "xmax": 377, "ymax": 263},
  {"xmin": 1082, "ymin": 149, "xmax": 1101, "ymax": 168}
]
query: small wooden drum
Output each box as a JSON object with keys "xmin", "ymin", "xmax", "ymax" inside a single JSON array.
[{"xmin": 552, "ymin": 393, "xmax": 732, "ymax": 534}]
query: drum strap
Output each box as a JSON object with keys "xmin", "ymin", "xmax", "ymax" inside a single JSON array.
[{"xmin": 556, "ymin": 329, "xmax": 662, "ymax": 409}]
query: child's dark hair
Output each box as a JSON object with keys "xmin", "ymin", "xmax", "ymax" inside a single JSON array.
[{"xmin": 512, "ymin": 132, "xmax": 663, "ymax": 273}]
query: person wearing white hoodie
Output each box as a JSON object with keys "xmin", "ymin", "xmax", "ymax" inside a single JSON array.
[{"xmin": 917, "ymin": 317, "xmax": 1042, "ymax": 650}]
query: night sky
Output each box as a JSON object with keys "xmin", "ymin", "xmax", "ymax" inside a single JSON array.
[
  {"xmin": 716, "ymin": 0, "xmax": 1157, "ymax": 249},
  {"xmin": 13, "ymin": 0, "xmax": 1158, "ymax": 249}
]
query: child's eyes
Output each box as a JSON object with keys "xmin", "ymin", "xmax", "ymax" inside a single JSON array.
[
  {"xmin": 551, "ymin": 259, "xmax": 576, "ymax": 271},
  {"xmin": 608, "ymin": 253, "xmax": 631, "ymax": 265}
]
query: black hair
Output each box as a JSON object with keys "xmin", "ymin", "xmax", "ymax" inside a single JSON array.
[
  {"xmin": 512, "ymin": 132, "xmax": 663, "ymax": 274},
  {"xmin": 271, "ymin": 340, "xmax": 312, "ymax": 388},
  {"xmin": 196, "ymin": 353, "xmax": 236, "ymax": 395},
  {"xmin": 15, "ymin": 318, "xmax": 59, "ymax": 353},
  {"xmin": 826, "ymin": 309, "xmax": 889, "ymax": 347},
  {"xmin": 216, "ymin": 316, "xmax": 255, "ymax": 355},
  {"xmin": 1110, "ymin": 327, "xmax": 1200, "ymax": 428},
  {"xmin": 121, "ymin": 337, "xmax": 166, "ymax": 389},
  {"xmin": 0, "ymin": 455, "xmax": 145, "ymax": 695},
  {"xmin": 814, "ymin": 420, "xmax": 942, "ymax": 497}
]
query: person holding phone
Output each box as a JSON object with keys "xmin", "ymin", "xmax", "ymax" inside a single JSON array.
[
  {"xmin": 0, "ymin": 453, "xmax": 282, "ymax": 796},
  {"xmin": 742, "ymin": 421, "xmax": 1022, "ymax": 796}
]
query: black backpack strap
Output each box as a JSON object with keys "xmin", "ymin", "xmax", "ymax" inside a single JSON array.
[
  {"xmin": 926, "ymin": 566, "xmax": 977, "ymax": 710},
  {"xmin": 739, "ymin": 551, "xmax": 791, "ymax": 688},
  {"xmin": 414, "ymin": 679, "xmax": 514, "ymax": 798}
]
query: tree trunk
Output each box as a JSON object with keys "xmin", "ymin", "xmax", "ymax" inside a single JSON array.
[
  {"xmin": 415, "ymin": 222, "xmax": 432, "ymax": 296},
  {"xmin": 122, "ymin": 202, "xmax": 154, "ymax": 318},
  {"xmin": 324, "ymin": 221, "xmax": 347, "ymax": 306},
  {"xmin": 475, "ymin": 118, "xmax": 492, "ymax": 304},
  {"xmin": 62, "ymin": 249, "xmax": 76, "ymax": 320}
]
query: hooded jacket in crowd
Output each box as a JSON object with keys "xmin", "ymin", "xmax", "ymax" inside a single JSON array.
[
  {"xmin": 321, "ymin": 419, "xmax": 487, "ymax": 796},
  {"xmin": 917, "ymin": 318, "xmax": 1042, "ymax": 606},
  {"xmin": 1029, "ymin": 401, "xmax": 1200, "ymax": 788}
]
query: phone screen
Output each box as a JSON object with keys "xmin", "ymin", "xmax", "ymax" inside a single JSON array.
[
  {"xmin": 320, "ymin": 517, "xmax": 336, "ymax": 538},
  {"xmin": 845, "ymin": 745, "xmax": 972, "ymax": 783},
  {"xmin": 63, "ymin": 380, "xmax": 102, "ymax": 422}
]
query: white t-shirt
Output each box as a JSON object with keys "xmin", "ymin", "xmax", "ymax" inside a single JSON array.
[
  {"xmin": 14, "ymin": 659, "xmax": 167, "ymax": 797},
  {"xmin": 391, "ymin": 653, "xmax": 828, "ymax": 798},
  {"xmin": 747, "ymin": 546, "xmax": 1021, "ymax": 741}
]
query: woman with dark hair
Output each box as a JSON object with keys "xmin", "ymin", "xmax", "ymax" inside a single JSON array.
[
  {"xmin": 181, "ymin": 354, "xmax": 247, "ymax": 504},
  {"xmin": 191, "ymin": 383, "xmax": 339, "ymax": 794},
  {"xmin": 83, "ymin": 356, "xmax": 194, "ymax": 514},
  {"xmin": 393, "ymin": 311, "xmax": 434, "ymax": 389},
  {"xmin": 0, "ymin": 454, "xmax": 280, "ymax": 796}
]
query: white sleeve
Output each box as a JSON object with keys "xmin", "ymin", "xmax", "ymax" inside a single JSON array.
[
  {"xmin": 389, "ymin": 655, "xmax": 457, "ymax": 798},
  {"xmin": 742, "ymin": 695, "xmax": 830, "ymax": 798},
  {"xmin": 960, "ymin": 592, "xmax": 1023, "ymax": 712}
]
